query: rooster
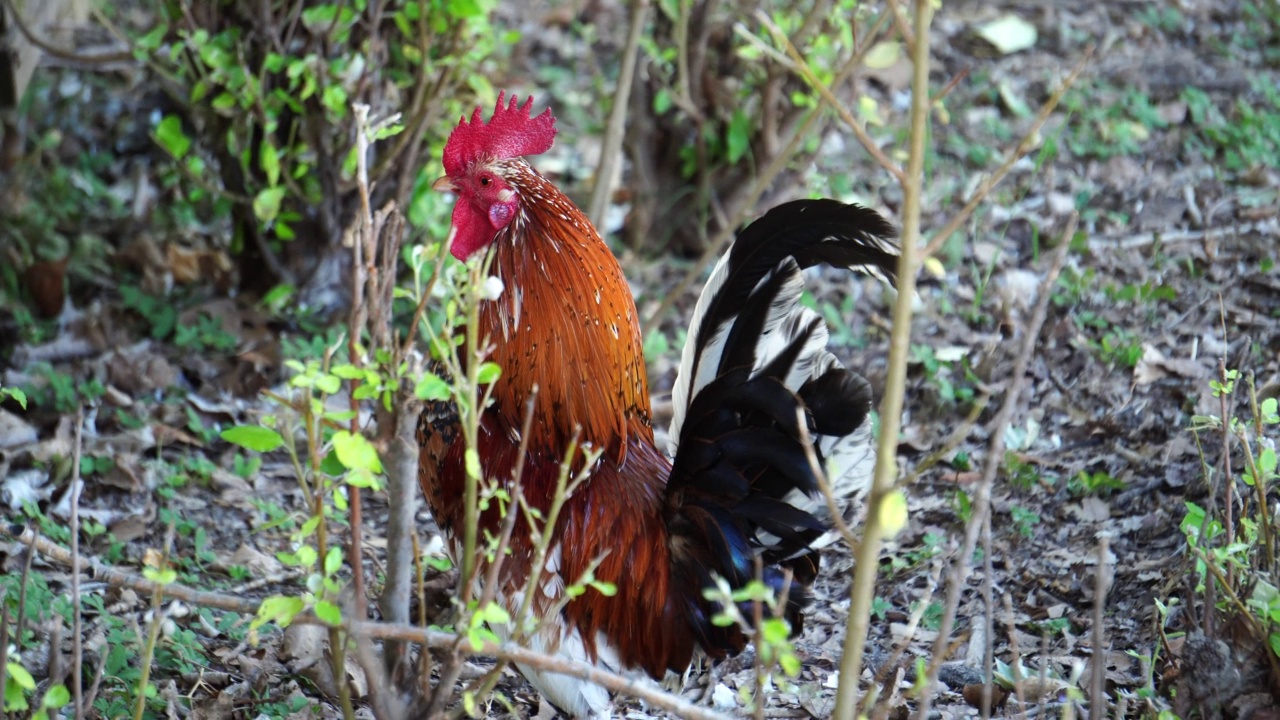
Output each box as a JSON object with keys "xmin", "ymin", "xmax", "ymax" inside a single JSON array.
[{"xmin": 418, "ymin": 93, "xmax": 899, "ymax": 717}]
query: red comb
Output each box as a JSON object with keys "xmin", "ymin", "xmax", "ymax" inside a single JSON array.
[{"xmin": 442, "ymin": 92, "xmax": 557, "ymax": 176}]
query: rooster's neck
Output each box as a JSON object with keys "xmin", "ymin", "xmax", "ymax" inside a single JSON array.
[{"xmin": 479, "ymin": 162, "xmax": 652, "ymax": 463}]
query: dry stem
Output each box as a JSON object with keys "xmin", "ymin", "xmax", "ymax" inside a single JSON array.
[
  {"xmin": 587, "ymin": 0, "xmax": 651, "ymax": 229},
  {"xmin": 69, "ymin": 407, "xmax": 85, "ymax": 720},
  {"xmin": 1089, "ymin": 537, "xmax": 1113, "ymax": 717},
  {"xmin": 831, "ymin": 4, "xmax": 932, "ymax": 719}
]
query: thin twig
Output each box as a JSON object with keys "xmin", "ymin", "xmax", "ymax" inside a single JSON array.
[
  {"xmin": 754, "ymin": 11, "xmax": 905, "ymax": 183},
  {"xmin": 0, "ymin": 0, "xmax": 134, "ymax": 63},
  {"xmin": 455, "ymin": 389, "xmax": 542, "ymax": 707},
  {"xmin": 16, "ymin": 543, "xmax": 35, "ymax": 649},
  {"xmin": 1001, "ymin": 593, "xmax": 1031, "ymax": 720},
  {"xmin": 1089, "ymin": 537, "xmax": 1112, "ymax": 718},
  {"xmin": 913, "ymin": 222, "xmax": 1073, "ymax": 720},
  {"xmin": 797, "ymin": 408, "xmax": 860, "ymax": 550},
  {"xmin": 1218, "ymin": 359, "xmax": 1234, "ymax": 591},
  {"xmin": 349, "ymin": 103, "xmax": 374, "ymax": 624},
  {"xmin": 587, "ymin": 0, "xmax": 650, "ymax": 229},
  {"xmin": 1090, "ymin": 217, "xmax": 1279, "ymax": 251},
  {"xmin": 0, "ymin": 593, "xmax": 10, "ymax": 716},
  {"xmin": 399, "ymin": 243, "xmax": 452, "ymax": 360},
  {"xmin": 1243, "ymin": 374, "xmax": 1275, "ymax": 570},
  {"xmin": 134, "ymin": 521, "xmax": 176, "ymax": 720},
  {"xmin": 69, "ymin": 407, "xmax": 85, "ymax": 720},
  {"xmin": 980, "ymin": 511, "xmax": 995, "ymax": 719},
  {"xmin": 922, "ymin": 50, "xmax": 1092, "ymax": 260},
  {"xmin": 869, "ymin": 561, "xmax": 942, "ymax": 703},
  {"xmin": 833, "ymin": 4, "xmax": 933, "ymax": 719},
  {"xmin": 902, "ymin": 391, "xmax": 991, "ymax": 485}
]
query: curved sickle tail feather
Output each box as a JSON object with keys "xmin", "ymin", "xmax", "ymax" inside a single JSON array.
[{"xmin": 664, "ymin": 199, "xmax": 899, "ymax": 656}]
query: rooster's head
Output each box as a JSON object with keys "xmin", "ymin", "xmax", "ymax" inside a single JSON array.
[{"xmin": 435, "ymin": 92, "xmax": 557, "ymax": 260}]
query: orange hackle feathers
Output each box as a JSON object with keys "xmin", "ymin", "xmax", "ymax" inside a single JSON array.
[{"xmin": 481, "ymin": 164, "xmax": 650, "ymax": 465}]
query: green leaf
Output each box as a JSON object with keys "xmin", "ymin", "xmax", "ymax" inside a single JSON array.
[
  {"xmin": 465, "ymin": 448, "xmax": 481, "ymax": 480},
  {"xmin": 135, "ymin": 24, "xmax": 167, "ymax": 53},
  {"xmin": 6, "ymin": 661, "xmax": 35, "ymax": 690},
  {"xmin": 41, "ymin": 684, "xmax": 70, "ymax": 709},
  {"xmin": 324, "ymin": 546, "xmax": 344, "ymax": 576},
  {"xmin": 320, "ymin": 450, "xmax": 346, "ymax": 476},
  {"xmin": 142, "ymin": 566, "xmax": 177, "ymax": 585},
  {"xmin": 1261, "ymin": 397, "xmax": 1278, "ymax": 423},
  {"xmin": 779, "ymin": 652, "xmax": 801, "ymax": 676},
  {"xmin": 295, "ymin": 545, "xmax": 318, "ymax": 567},
  {"xmin": 477, "ymin": 602, "xmax": 510, "ymax": 625},
  {"xmin": 263, "ymin": 52, "xmax": 286, "ymax": 73},
  {"xmin": 373, "ymin": 123, "xmax": 404, "ymax": 141},
  {"xmin": 299, "ymin": 515, "xmax": 321, "ymax": 538},
  {"xmin": 711, "ymin": 612, "xmax": 736, "ymax": 627},
  {"xmin": 211, "ymin": 92, "xmax": 237, "ymax": 112},
  {"xmin": 1, "ymin": 387, "xmax": 27, "ymax": 409},
  {"xmin": 314, "ymin": 600, "xmax": 342, "ymax": 625},
  {"xmin": 653, "ymin": 88, "xmax": 672, "ymax": 115},
  {"xmin": 254, "ymin": 595, "xmax": 306, "ymax": 629},
  {"xmin": 345, "ymin": 468, "xmax": 381, "ymax": 489},
  {"xmin": 154, "ymin": 115, "xmax": 191, "ymax": 160},
  {"xmin": 330, "ymin": 364, "xmax": 365, "ymax": 380},
  {"xmin": 476, "ymin": 362, "xmax": 502, "ymax": 384},
  {"xmin": 643, "ymin": 328, "xmax": 669, "ymax": 358},
  {"xmin": 261, "ymin": 140, "xmax": 281, "ymax": 187},
  {"xmin": 301, "ymin": 4, "xmax": 340, "ymax": 26},
  {"xmin": 220, "ymin": 425, "xmax": 284, "ymax": 452},
  {"xmin": 253, "ymin": 186, "xmax": 287, "ymax": 222},
  {"xmin": 315, "ymin": 373, "xmax": 342, "ymax": 395},
  {"xmin": 761, "ymin": 617, "xmax": 789, "ymax": 645},
  {"xmin": 332, "ymin": 431, "xmax": 383, "ymax": 473},
  {"xmin": 590, "ymin": 580, "xmax": 617, "ymax": 597},
  {"xmin": 322, "ymin": 85, "xmax": 349, "ymax": 118},
  {"xmin": 415, "ymin": 373, "xmax": 451, "ymax": 400},
  {"xmin": 446, "ymin": 0, "xmax": 482, "ymax": 18},
  {"xmin": 878, "ymin": 489, "xmax": 909, "ymax": 536}
]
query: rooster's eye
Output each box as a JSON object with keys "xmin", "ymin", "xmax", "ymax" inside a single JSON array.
[{"xmin": 480, "ymin": 175, "xmax": 491, "ymax": 186}]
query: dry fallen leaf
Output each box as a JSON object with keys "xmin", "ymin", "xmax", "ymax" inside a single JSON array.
[
  {"xmin": 1135, "ymin": 344, "xmax": 1210, "ymax": 385},
  {"xmin": 1, "ymin": 468, "xmax": 53, "ymax": 510},
  {"xmin": 0, "ymin": 409, "xmax": 38, "ymax": 449},
  {"xmin": 24, "ymin": 254, "xmax": 70, "ymax": 318},
  {"xmin": 975, "ymin": 14, "xmax": 1038, "ymax": 55}
]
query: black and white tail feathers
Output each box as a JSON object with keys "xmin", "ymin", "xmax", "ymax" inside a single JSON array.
[
  {"xmin": 663, "ymin": 199, "xmax": 898, "ymax": 651},
  {"xmin": 670, "ymin": 199, "xmax": 898, "ymax": 433}
]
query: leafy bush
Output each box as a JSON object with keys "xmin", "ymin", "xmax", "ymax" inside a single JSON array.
[
  {"xmin": 625, "ymin": 0, "xmax": 877, "ymax": 255},
  {"xmin": 136, "ymin": 0, "xmax": 513, "ymax": 300}
]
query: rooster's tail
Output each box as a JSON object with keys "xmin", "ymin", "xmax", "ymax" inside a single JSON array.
[{"xmin": 664, "ymin": 198, "xmax": 899, "ymax": 655}]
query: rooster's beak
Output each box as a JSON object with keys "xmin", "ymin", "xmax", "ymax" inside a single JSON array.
[{"xmin": 432, "ymin": 176, "xmax": 454, "ymax": 193}]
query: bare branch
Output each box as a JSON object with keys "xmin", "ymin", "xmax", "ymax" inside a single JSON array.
[
  {"xmin": 587, "ymin": 0, "xmax": 651, "ymax": 228},
  {"xmin": 0, "ymin": 524, "xmax": 732, "ymax": 720}
]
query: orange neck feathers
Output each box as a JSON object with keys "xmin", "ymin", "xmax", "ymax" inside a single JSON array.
[{"xmin": 478, "ymin": 161, "xmax": 652, "ymax": 464}]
